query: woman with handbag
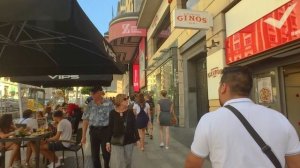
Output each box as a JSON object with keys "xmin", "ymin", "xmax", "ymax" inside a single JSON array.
[
  {"xmin": 157, "ymin": 90, "xmax": 176, "ymax": 149},
  {"xmin": 133, "ymin": 93, "xmax": 151, "ymax": 151},
  {"xmin": 106, "ymin": 94, "xmax": 140, "ymax": 168}
]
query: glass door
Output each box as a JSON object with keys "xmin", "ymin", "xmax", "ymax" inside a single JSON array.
[{"xmin": 252, "ymin": 68, "xmax": 281, "ymax": 112}]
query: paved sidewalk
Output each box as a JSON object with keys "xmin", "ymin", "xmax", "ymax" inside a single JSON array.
[
  {"xmin": 4, "ymin": 124, "xmax": 212, "ymax": 168},
  {"xmin": 131, "ymin": 124, "xmax": 212, "ymax": 168}
]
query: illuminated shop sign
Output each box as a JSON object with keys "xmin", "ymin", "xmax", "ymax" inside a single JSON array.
[
  {"xmin": 226, "ymin": 0, "xmax": 300, "ymax": 64},
  {"xmin": 133, "ymin": 64, "xmax": 140, "ymax": 92}
]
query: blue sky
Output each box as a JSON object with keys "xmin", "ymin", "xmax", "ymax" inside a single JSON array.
[{"xmin": 78, "ymin": 0, "xmax": 118, "ymax": 34}]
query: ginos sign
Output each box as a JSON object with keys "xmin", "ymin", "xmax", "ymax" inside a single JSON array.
[
  {"xmin": 177, "ymin": 14, "xmax": 207, "ymax": 23},
  {"xmin": 173, "ymin": 9, "xmax": 213, "ymax": 29}
]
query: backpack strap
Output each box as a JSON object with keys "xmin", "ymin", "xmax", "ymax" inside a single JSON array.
[{"xmin": 224, "ymin": 105, "xmax": 282, "ymax": 168}]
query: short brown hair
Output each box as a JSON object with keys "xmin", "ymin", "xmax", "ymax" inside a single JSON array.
[
  {"xmin": 160, "ymin": 90, "xmax": 167, "ymax": 97},
  {"xmin": 114, "ymin": 94, "xmax": 127, "ymax": 107},
  {"xmin": 220, "ymin": 66, "xmax": 253, "ymax": 96}
]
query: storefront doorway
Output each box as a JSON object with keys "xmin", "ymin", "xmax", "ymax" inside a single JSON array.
[
  {"xmin": 283, "ymin": 62, "xmax": 300, "ymax": 135},
  {"xmin": 196, "ymin": 57, "xmax": 209, "ymax": 119}
]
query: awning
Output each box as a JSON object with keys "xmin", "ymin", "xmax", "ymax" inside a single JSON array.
[
  {"xmin": 10, "ymin": 75, "xmax": 113, "ymax": 87},
  {"xmin": 0, "ymin": 0, "xmax": 125, "ymax": 77}
]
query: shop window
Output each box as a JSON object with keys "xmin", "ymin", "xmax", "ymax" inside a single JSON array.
[
  {"xmin": 153, "ymin": 12, "xmax": 171, "ymax": 53},
  {"xmin": 186, "ymin": 0, "xmax": 199, "ymax": 9}
]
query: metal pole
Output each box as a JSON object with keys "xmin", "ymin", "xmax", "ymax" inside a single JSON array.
[
  {"xmin": 75, "ymin": 87, "xmax": 79, "ymax": 104},
  {"xmin": 18, "ymin": 83, "xmax": 23, "ymax": 118}
]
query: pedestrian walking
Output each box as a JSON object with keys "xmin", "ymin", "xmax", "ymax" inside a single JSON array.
[
  {"xmin": 145, "ymin": 94, "xmax": 155, "ymax": 139},
  {"xmin": 185, "ymin": 66, "xmax": 300, "ymax": 168},
  {"xmin": 157, "ymin": 90, "xmax": 174, "ymax": 149},
  {"xmin": 133, "ymin": 93, "xmax": 151, "ymax": 151},
  {"xmin": 81, "ymin": 86, "xmax": 114, "ymax": 168},
  {"xmin": 106, "ymin": 94, "xmax": 140, "ymax": 168}
]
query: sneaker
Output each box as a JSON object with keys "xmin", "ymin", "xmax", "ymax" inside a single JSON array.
[
  {"xmin": 160, "ymin": 142, "xmax": 164, "ymax": 147},
  {"xmin": 24, "ymin": 162, "xmax": 30, "ymax": 168},
  {"xmin": 165, "ymin": 146, "xmax": 169, "ymax": 150},
  {"xmin": 12, "ymin": 160, "xmax": 21, "ymax": 168},
  {"xmin": 47, "ymin": 159, "xmax": 61, "ymax": 168}
]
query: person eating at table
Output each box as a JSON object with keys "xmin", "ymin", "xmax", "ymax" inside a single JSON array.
[
  {"xmin": 18, "ymin": 109, "xmax": 39, "ymax": 167},
  {"xmin": 39, "ymin": 110, "xmax": 72, "ymax": 168},
  {"xmin": 0, "ymin": 114, "xmax": 21, "ymax": 168}
]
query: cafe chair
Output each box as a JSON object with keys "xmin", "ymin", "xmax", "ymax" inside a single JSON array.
[{"xmin": 54, "ymin": 128, "xmax": 84, "ymax": 168}]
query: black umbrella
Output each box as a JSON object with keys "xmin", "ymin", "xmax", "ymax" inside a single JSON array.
[
  {"xmin": 0, "ymin": 0, "xmax": 125, "ymax": 77},
  {"xmin": 10, "ymin": 74, "xmax": 113, "ymax": 87}
]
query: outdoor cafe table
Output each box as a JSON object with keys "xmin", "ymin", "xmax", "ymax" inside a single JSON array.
[{"xmin": 0, "ymin": 132, "xmax": 52, "ymax": 168}]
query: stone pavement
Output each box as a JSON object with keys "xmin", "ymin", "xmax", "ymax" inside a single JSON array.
[
  {"xmin": 130, "ymin": 124, "xmax": 212, "ymax": 168},
  {"xmin": 4, "ymin": 124, "xmax": 212, "ymax": 168}
]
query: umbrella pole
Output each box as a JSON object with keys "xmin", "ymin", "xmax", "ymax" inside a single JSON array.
[{"xmin": 18, "ymin": 84, "xmax": 23, "ymax": 118}]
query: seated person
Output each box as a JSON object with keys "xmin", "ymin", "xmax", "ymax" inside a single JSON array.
[
  {"xmin": 0, "ymin": 114, "xmax": 21, "ymax": 168},
  {"xmin": 36, "ymin": 111, "xmax": 44, "ymax": 120},
  {"xmin": 18, "ymin": 109, "xmax": 38, "ymax": 131},
  {"xmin": 18, "ymin": 109, "xmax": 38, "ymax": 167},
  {"xmin": 40, "ymin": 110, "xmax": 72, "ymax": 168}
]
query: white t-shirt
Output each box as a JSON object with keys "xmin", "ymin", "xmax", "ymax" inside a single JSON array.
[
  {"xmin": 191, "ymin": 98, "xmax": 300, "ymax": 168},
  {"xmin": 18, "ymin": 118, "xmax": 38, "ymax": 130},
  {"xmin": 57, "ymin": 119, "xmax": 72, "ymax": 147},
  {"xmin": 133, "ymin": 103, "xmax": 150, "ymax": 115}
]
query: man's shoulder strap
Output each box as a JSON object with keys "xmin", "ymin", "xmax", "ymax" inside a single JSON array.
[{"xmin": 224, "ymin": 105, "xmax": 282, "ymax": 168}]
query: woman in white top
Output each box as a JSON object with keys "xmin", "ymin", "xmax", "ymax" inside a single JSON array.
[
  {"xmin": 18, "ymin": 109, "xmax": 39, "ymax": 166},
  {"xmin": 18, "ymin": 109, "xmax": 38, "ymax": 130},
  {"xmin": 133, "ymin": 93, "xmax": 151, "ymax": 151}
]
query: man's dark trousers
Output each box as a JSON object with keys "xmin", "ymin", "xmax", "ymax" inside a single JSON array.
[{"xmin": 90, "ymin": 126, "xmax": 110, "ymax": 168}]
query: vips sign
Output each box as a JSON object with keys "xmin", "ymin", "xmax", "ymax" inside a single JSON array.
[{"xmin": 173, "ymin": 9, "xmax": 213, "ymax": 29}]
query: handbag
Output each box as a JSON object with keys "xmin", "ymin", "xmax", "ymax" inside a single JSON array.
[
  {"xmin": 111, "ymin": 135, "xmax": 125, "ymax": 146},
  {"xmin": 170, "ymin": 113, "xmax": 177, "ymax": 126},
  {"xmin": 224, "ymin": 105, "xmax": 282, "ymax": 168},
  {"xmin": 111, "ymin": 112, "xmax": 129, "ymax": 146}
]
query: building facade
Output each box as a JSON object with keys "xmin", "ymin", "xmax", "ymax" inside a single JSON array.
[
  {"xmin": 108, "ymin": 0, "xmax": 145, "ymax": 95},
  {"xmin": 137, "ymin": 0, "xmax": 300, "ymax": 146}
]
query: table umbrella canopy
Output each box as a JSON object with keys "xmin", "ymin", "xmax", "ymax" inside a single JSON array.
[
  {"xmin": 10, "ymin": 74, "xmax": 113, "ymax": 87},
  {"xmin": 0, "ymin": 0, "xmax": 125, "ymax": 77}
]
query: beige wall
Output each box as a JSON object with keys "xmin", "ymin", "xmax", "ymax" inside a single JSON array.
[{"xmin": 143, "ymin": 0, "xmax": 234, "ymax": 126}]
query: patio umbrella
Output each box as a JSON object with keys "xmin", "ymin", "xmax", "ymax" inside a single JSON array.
[
  {"xmin": 10, "ymin": 74, "xmax": 113, "ymax": 87},
  {"xmin": 0, "ymin": 0, "xmax": 125, "ymax": 77}
]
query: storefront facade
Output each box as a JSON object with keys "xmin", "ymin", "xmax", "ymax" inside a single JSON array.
[{"xmin": 225, "ymin": 0, "xmax": 300, "ymax": 135}]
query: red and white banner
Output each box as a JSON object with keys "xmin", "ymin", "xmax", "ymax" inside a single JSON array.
[
  {"xmin": 109, "ymin": 20, "xmax": 147, "ymax": 42},
  {"xmin": 226, "ymin": 0, "xmax": 300, "ymax": 64},
  {"xmin": 133, "ymin": 64, "xmax": 140, "ymax": 92}
]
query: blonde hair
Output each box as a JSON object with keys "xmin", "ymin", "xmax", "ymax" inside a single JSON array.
[
  {"xmin": 114, "ymin": 94, "xmax": 127, "ymax": 107},
  {"xmin": 160, "ymin": 90, "xmax": 167, "ymax": 97}
]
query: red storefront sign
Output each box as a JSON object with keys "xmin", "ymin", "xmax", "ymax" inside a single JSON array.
[
  {"xmin": 226, "ymin": 0, "xmax": 300, "ymax": 64},
  {"xmin": 133, "ymin": 64, "xmax": 140, "ymax": 92},
  {"xmin": 109, "ymin": 20, "xmax": 147, "ymax": 42}
]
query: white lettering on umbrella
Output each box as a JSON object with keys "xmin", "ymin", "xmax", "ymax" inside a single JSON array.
[{"xmin": 48, "ymin": 75, "xmax": 79, "ymax": 80}]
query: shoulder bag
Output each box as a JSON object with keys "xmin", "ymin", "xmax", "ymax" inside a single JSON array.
[{"xmin": 224, "ymin": 105, "xmax": 282, "ymax": 168}]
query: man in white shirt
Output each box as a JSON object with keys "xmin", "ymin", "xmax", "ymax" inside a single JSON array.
[
  {"xmin": 18, "ymin": 109, "xmax": 38, "ymax": 130},
  {"xmin": 40, "ymin": 110, "xmax": 72, "ymax": 168},
  {"xmin": 185, "ymin": 66, "xmax": 300, "ymax": 168}
]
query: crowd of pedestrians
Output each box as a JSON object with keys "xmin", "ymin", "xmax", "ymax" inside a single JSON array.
[{"xmin": 0, "ymin": 86, "xmax": 176, "ymax": 168}]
